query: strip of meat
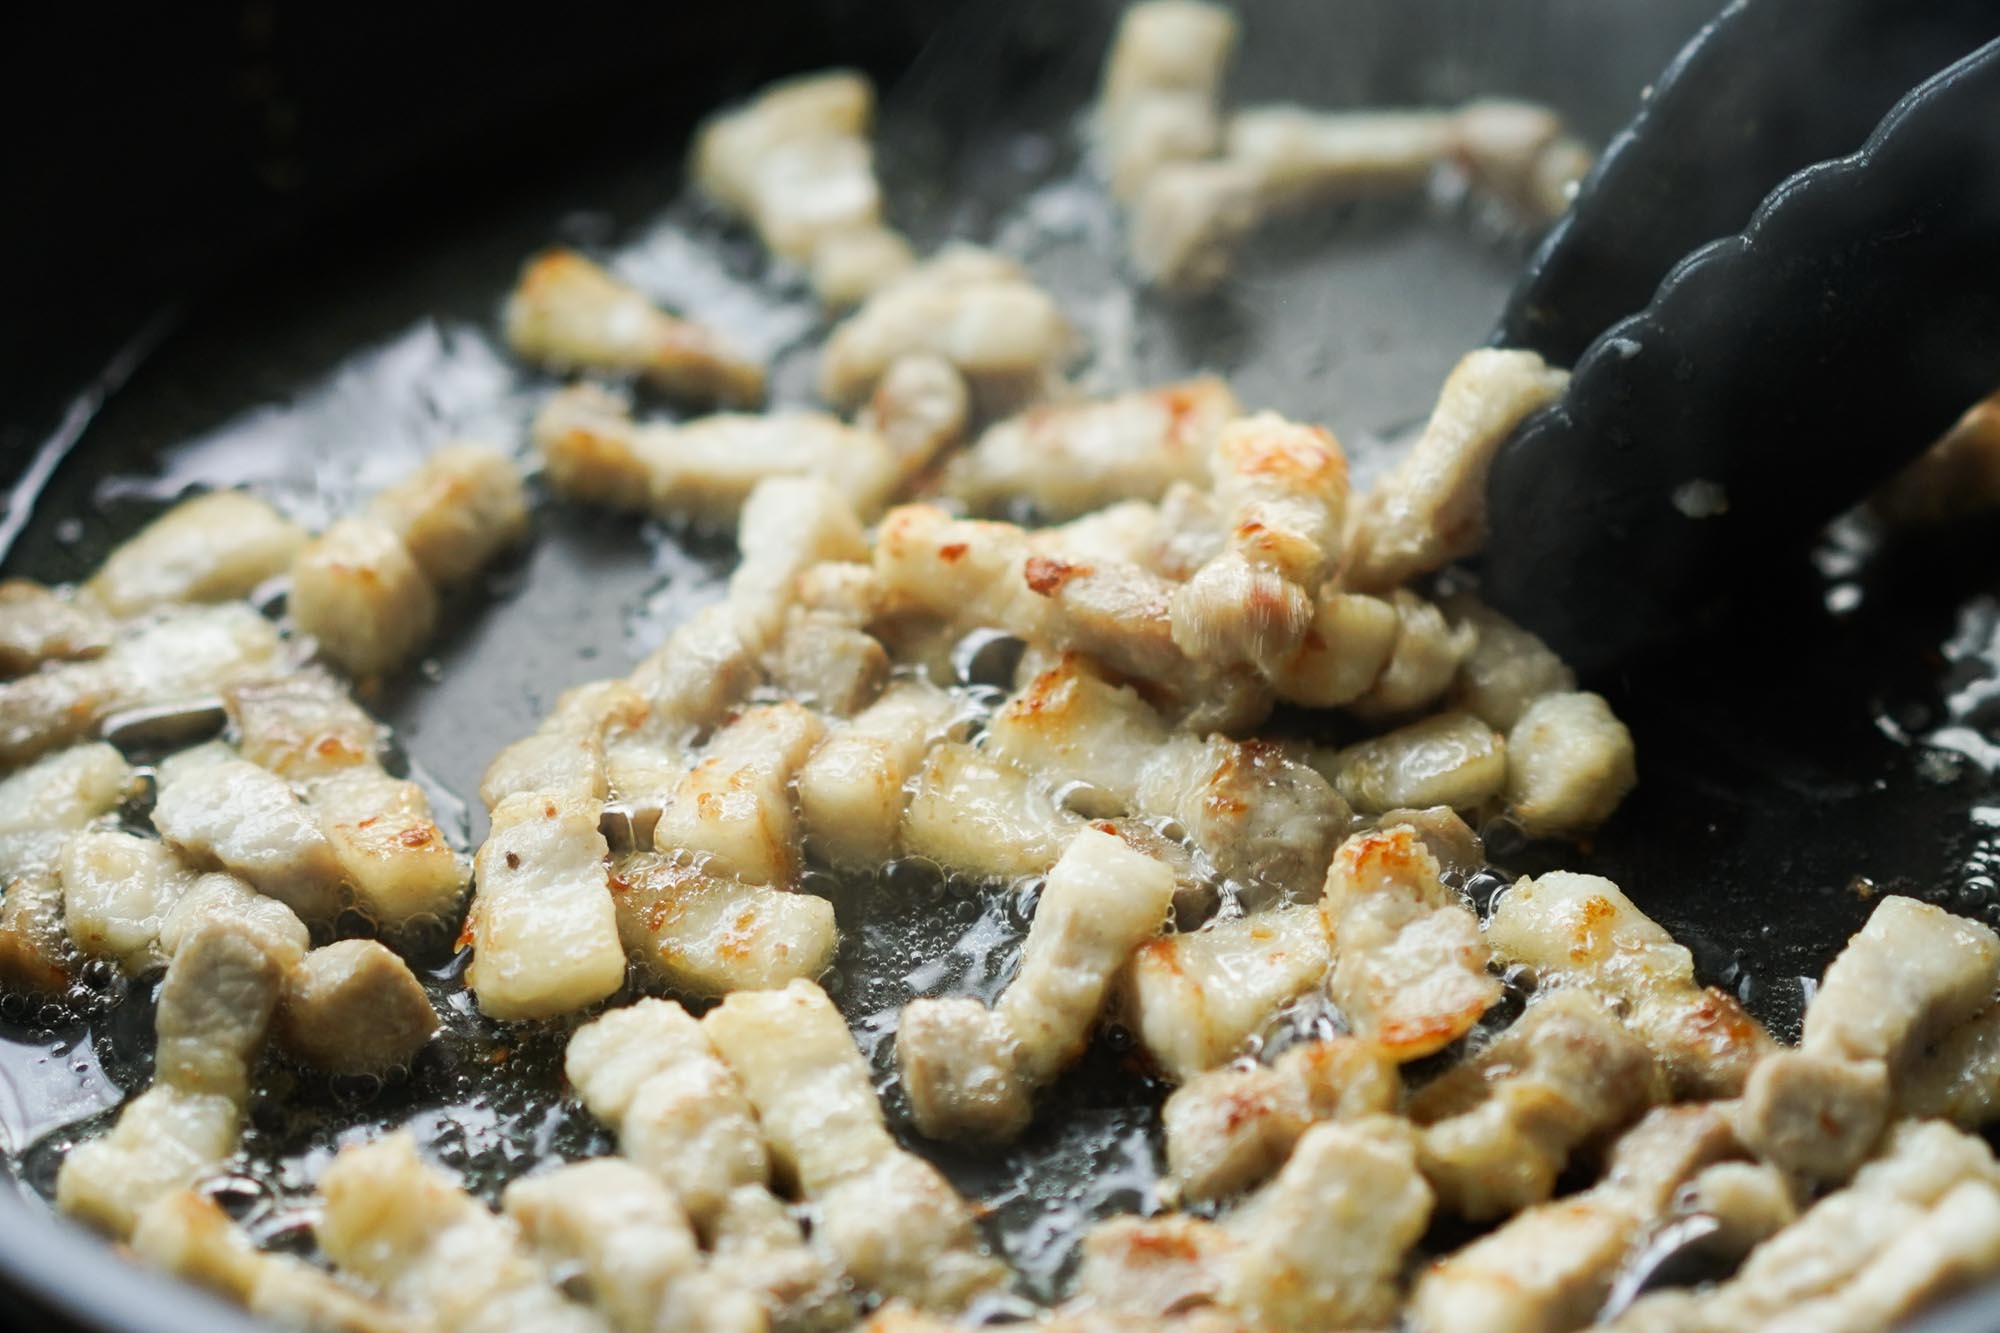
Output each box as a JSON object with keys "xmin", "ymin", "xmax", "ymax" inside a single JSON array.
[
  {"xmin": 151, "ymin": 742, "xmax": 346, "ymax": 925},
  {"xmin": 482, "ymin": 679, "xmax": 647, "ymax": 809},
  {"xmin": 703, "ymin": 981, "xmax": 1010, "ymax": 1310},
  {"xmin": 609, "ymin": 852, "xmax": 836, "ymax": 997},
  {"xmin": 0, "ymin": 581, "xmax": 113, "ymax": 678},
  {"xmin": 1121, "ymin": 903, "xmax": 1331, "ymax": 1081},
  {"xmin": 798, "ymin": 679, "xmax": 965, "ymax": 868},
  {"xmin": 59, "ymin": 830, "xmax": 192, "ymax": 975},
  {"xmin": 82, "ymin": 490, "xmax": 306, "ymax": 618},
  {"xmin": 1450, "ymin": 100, "xmax": 1596, "ymax": 223},
  {"xmin": 1162, "ymin": 1036, "xmax": 1398, "ymax": 1202},
  {"xmin": 275, "ymin": 939, "xmax": 438, "ymax": 1076},
  {"xmin": 0, "ymin": 742, "xmax": 135, "ymax": 991},
  {"xmin": 654, "ymin": 702, "xmax": 825, "ymax": 887},
  {"xmin": 1262, "ymin": 585, "xmax": 1400, "ymax": 708},
  {"xmin": 465, "ymin": 792, "xmax": 625, "ymax": 1021},
  {"xmin": 317, "ymin": 1132, "xmax": 608, "ymax": 1333},
  {"xmin": 1504, "ymin": 691, "xmax": 1638, "ymax": 837},
  {"xmin": 1321, "ymin": 823, "xmax": 1499, "ymax": 1060},
  {"xmin": 1340, "ymin": 588, "xmax": 1479, "ymax": 720},
  {"xmin": 900, "ymin": 739, "xmax": 1084, "ymax": 881},
  {"xmin": 857, "ymin": 354, "xmax": 971, "ymax": 486},
  {"xmin": 363, "ymin": 442, "xmax": 531, "ymax": 589},
  {"xmin": 899, "ymin": 826, "xmax": 1176, "ymax": 1141},
  {"xmin": 504, "ymin": 249, "xmax": 764, "ymax": 406},
  {"xmin": 1488, "ymin": 871, "xmax": 1773, "ymax": 1098},
  {"xmin": 1097, "ymin": 0, "xmax": 1238, "ymax": 203},
  {"xmin": 1412, "ymin": 990, "xmax": 1666, "ymax": 1220},
  {"xmin": 1318, "ymin": 711, "xmax": 1508, "ymax": 816},
  {"xmin": 1445, "ymin": 593, "xmax": 1578, "ymax": 730}
]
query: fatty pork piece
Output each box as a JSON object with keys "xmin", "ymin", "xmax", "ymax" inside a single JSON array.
[
  {"xmin": 1740, "ymin": 894, "xmax": 2000, "ymax": 1180},
  {"xmin": 1488, "ymin": 871, "xmax": 1773, "ymax": 1099},
  {"xmin": 364, "ymin": 441, "xmax": 531, "ymax": 589},
  {"xmin": 1077, "ymin": 1117, "xmax": 1432, "ymax": 1328},
  {"xmin": 653, "ymin": 701, "xmax": 824, "ymax": 886},
  {"xmin": 1097, "ymin": 0, "xmax": 1238, "ymax": 203},
  {"xmin": 483, "ymin": 678, "xmax": 649, "ymax": 809},
  {"xmin": 1450, "ymin": 99, "xmax": 1597, "ymax": 223},
  {"xmin": 0, "ymin": 602, "xmax": 284, "ymax": 767},
  {"xmin": 60, "ymin": 830, "xmax": 192, "ymax": 975},
  {"xmin": 57, "ymin": 917, "xmax": 286, "ymax": 1237},
  {"xmin": 704, "ymin": 981, "xmax": 1009, "ymax": 1311},
  {"xmin": 0, "ymin": 741, "xmax": 134, "ymax": 991},
  {"xmin": 132, "ymin": 1191, "xmax": 416, "ymax": 1333},
  {"xmin": 1408, "ymin": 1104, "xmax": 1744, "ymax": 1333},
  {"xmin": 0, "ymin": 580, "xmax": 113, "ymax": 678},
  {"xmin": 1320, "ymin": 823, "xmax": 1499, "ymax": 1060},
  {"xmin": 150, "ymin": 742, "xmax": 346, "ymax": 926},
  {"xmin": 288, "ymin": 517, "xmax": 438, "ymax": 679},
  {"xmin": 799, "ymin": 679, "xmax": 964, "ymax": 868},
  {"xmin": 1163, "ymin": 1036, "xmax": 1398, "ymax": 1202},
  {"xmin": 466, "ymin": 792, "xmax": 625, "ymax": 1021},
  {"xmin": 1121, "ymin": 903, "xmax": 1331, "ymax": 1081},
  {"xmin": 1169, "ymin": 412, "xmax": 1349, "ymax": 674},
  {"xmin": 899, "ymin": 827, "xmax": 1175, "ymax": 1142},
  {"xmin": 900, "ymin": 739, "xmax": 1083, "ymax": 880},
  {"xmin": 1337, "ymin": 587, "xmax": 1480, "ymax": 720},
  {"xmin": 610, "ymin": 852, "xmax": 836, "ymax": 997},
  {"xmin": 819, "ymin": 247, "xmax": 1074, "ymax": 410},
  {"xmin": 534, "ymin": 382, "xmax": 898, "ymax": 526},
  {"xmin": 1412, "ymin": 990, "xmax": 1667, "ymax": 1221},
  {"xmin": 1261, "ymin": 584, "xmax": 1400, "ymax": 709},
  {"xmin": 1504, "ymin": 690, "xmax": 1638, "ymax": 837},
  {"xmin": 1346, "ymin": 347, "xmax": 1570, "ymax": 591},
  {"xmin": 943, "ymin": 378, "xmax": 1239, "ymax": 520},
  {"xmin": 857, "ymin": 353, "xmax": 971, "ymax": 485},
  {"xmin": 725, "ymin": 476, "xmax": 870, "ymax": 662},
  {"xmin": 1318, "ymin": 710, "xmax": 1508, "ymax": 816},
  {"xmin": 1445, "ymin": 593, "xmax": 1579, "ymax": 729},
  {"xmin": 1608, "ymin": 1121, "xmax": 2000, "ymax": 1333},
  {"xmin": 1874, "ymin": 392, "xmax": 2000, "ymax": 525},
  {"xmin": 317, "ymin": 1132, "xmax": 608, "ymax": 1333},
  {"xmin": 691, "ymin": 69, "xmax": 915, "ymax": 307},
  {"xmin": 505, "ymin": 248, "xmax": 765, "ymax": 406},
  {"xmin": 82, "ymin": 490, "xmax": 307, "ymax": 618}
]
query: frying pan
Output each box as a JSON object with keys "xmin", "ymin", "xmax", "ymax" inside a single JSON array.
[{"xmin": 6, "ymin": 1, "xmax": 2000, "ymax": 1328}]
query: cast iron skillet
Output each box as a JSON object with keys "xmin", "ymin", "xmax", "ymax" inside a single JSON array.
[{"xmin": 6, "ymin": 2, "xmax": 2000, "ymax": 1329}]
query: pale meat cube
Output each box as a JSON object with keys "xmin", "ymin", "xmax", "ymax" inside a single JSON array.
[
  {"xmin": 83, "ymin": 490, "xmax": 306, "ymax": 617},
  {"xmin": 367, "ymin": 441, "xmax": 532, "ymax": 586},
  {"xmin": 504, "ymin": 248, "xmax": 764, "ymax": 406},
  {"xmin": 1148, "ymin": 481, "xmax": 1227, "ymax": 579},
  {"xmin": 857, "ymin": 353, "xmax": 970, "ymax": 481},
  {"xmin": 317, "ymin": 1133, "xmax": 608, "ymax": 1333},
  {"xmin": 309, "ymin": 766, "xmax": 469, "ymax": 933},
  {"xmin": 900, "ymin": 740, "xmax": 1081, "ymax": 880},
  {"xmin": 1320, "ymin": 824, "xmax": 1499, "ymax": 1060},
  {"xmin": 705, "ymin": 1186, "xmax": 857, "ymax": 1332},
  {"xmin": 819, "ymin": 248, "xmax": 1073, "ymax": 409},
  {"xmin": 1805, "ymin": 894, "xmax": 2000, "ymax": 1066},
  {"xmin": 1488, "ymin": 871, "xmax": 1772, "ymax": 1098},
  {"xmin": 1874, "ymin": 393, "xmax": 2000, "ymax": 525},
  {"xmin": 1266, "ymin": 587, "xmax": 1401, "ymax": 709},
  {"xmin": 151, "ymin": 745, "xmax": 346, "ymax": 925},
  {"xmin": 703, "ymin": 981, "xmax": 1008, "ymax": 1310},
  {"xmin": 692, "ymin": 70, "xmax": 873, "ymax": 216},
  {"xmin": 982, "ymin": 660, "xmax": 1168, "ymax": 816},
  {"xmin": 1098, "ymin": 0, "xmax": 1237, "ymax": 202},
  {"xmin": 289, "ymin": 517, "xmax": 439, "ymax": 678},
  {"xmin": 1072, "ymin": 1213, "xmax": 1233, "ymax": 1319},
  {"xmin": 1344, "ymin": 589, "xmax": 1478, "ymax": 719},
  {"xmin": 1127, "ymin": 158, "xmax": 1263, "ymax": 294},
  {"xmin": 1221, "ymin": 1117, "xmax": 1434, "ymax": 1329},
  {"xmin": 1451, "ymin": 100, "xmax": 1593, "ymax": 223},
  {"xmin": 727, "ymin": 477, "xmax": 869, "ymax": 658},
  {"xmin": 625, "ymin": 602, "xmax": 764, "ymax": 749},
  {"xmin": 943, "ymin": 378, "xmax": 1238, "ymax": 520},
  {"xmin": 735, "ymin": 134, "xmax": 885, "ymax": 263},
  {"xmin": 60, "ymin": 830, "xmax": 193, "ymax": 974},
  {"xmin": 1761, "ymin": 1180, "xmax": 2000, "ymax": 1333},
  {"xmin": 1680, "ymin": 1160, "xmax": 1800, "ymax": 1258},
  {"xmin": 1347, "ymin": 348, "xmax": 1569, "ymax": 590},
  {"xmin": 0, "ymin": 581, "xmax": 112, "ymax": 678},
  {"xmin": 132, "ymin": 1192, "xmax": 416, "ymax": 1333},
  {"xmin": 1135, "ymin": 733, "xmax": 1349, "ymax": 902},
  {"xmin": 158, "ymin": 872, "xmax": 310, "ymax": 971},
  {"xmin": 1225, "ymin": 104, "xmax": 1455, "ymax": 206},
  {"xmin": 654, "ymin": 702, "xmax": 825, "ymax": 886},
  {"xmin": 1505, "ymin": 690, "xmax": 1638, "ymax": 836},
  {"xmin": 1121, "ymin": 904, "xmax": 1331, "ymax": 1081},
  {"xmin": 1738, "ymin": 1050, "xmax": 1893, "ymax": 1183},
  {"xmin": 872, "ymin": 505, "xmax": 1042, "ymax": 636},
  {"xmin": 768, "ymin": 615, "xmax": 883, "ymax": 716},
  {"xmin": 466, "ymin": 793, "xmax": 625, "ymax": 1021},
  {"xmin": 1900, "ymin": 1002, "xmax": 2000, "ymax": 1127},
  {"xmin": 226, "ymin": 670, "xmax": 383, "ymax": 780},
  {"xmin": 56, "ymin": 1085, "xmax": 243, "ymax": 1239},
  {"xmin": 1163, "ymin": 1036, "xmax": 1397, "ymax": 1202},
  {"xmin": 798, "ymin": 680, "xmax": 962, "ymax": 868},
  {"xmin": 1032, "ymin": 501, "xmax": 1166, "ymax": 569},
  {"xmin": 481, "ymin": 679, "xmax": 648, "ymax": 810},
  {"xmin": 898, "ymin": 827, "xmax": 1176, "ymax": 1141},
  {"xmin": 1412, "ymin": 990, "xmax": 1666, "ymax": 1220},
  {"xmin": 275, "ymin": 939, "xmax": 437, "ymax": 1076},
  {"xmin": 0, "ymin": 740, "xmax": 133, "ymax": 876},
  {"xmin": 530, "ymin": 383, "xmax": 661, "ymax": 513},
  {"xmin": 812, "ymin": 224, "xmax": 918, "ymax": 308},
  {"xmin": 610, "ymin": 852, "xmax": 836, "ymax": 997},
  {"xmin": 1446, "ymin": 595, "xmax": 1578, "ymax": 729},
  {"xmin": 1324, "ymin": 711, "xmax": 1508, "ymax": 815},
  {"xmin": 504, "ymin": 1159, "xmax": 763, "ymax": 1333}
]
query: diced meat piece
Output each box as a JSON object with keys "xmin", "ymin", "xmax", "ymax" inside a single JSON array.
[
  {"xmin": 1874, "ymin": 393, "xmax": 2000, "ymax": 525},
  {"xmin": 1266, "ymin": 587, "xmax": 1400, "ymax": 709},
  {"xmin": 466, "ymin": 792, "xmax": 625, "ymax": 1021},
  {"xmin": 799, "ymin": 680, "xmax": 962, "ymax": 868},
  {"xmin": 1122, "ymin": 904, "xmax": 1331, "ymax": 1081},
  {"xmin": 151, "ymin": 745, "xmax": 345, "ymax": 925},
  {"xmin": 367, "ymin": 441, "xmax": 532, "ymax": 586},
  {"xmin": 226, "ymin": 670, "xmax": 383, "ymax": 781},
  {"xmin": 57, "ymin": 1086, "xmax": 245, "ymax": 1240},
  {"xmin": 858, "ymin": 354, "xmax": 970, "ymax": 482},
  {"xmin": 899, "ymin": 827, "xmax": 1176, "ymax": 1141},
  {"xmin": 1346, "ymin": 348, "xmax": 1569, "ymax": 590},
  {"xmin": 1140, "ymin": 735, "xmax": 1350, "ymax": 902},
  {"xmin": 1323, "ymin": 711, "xmax": 1508, "ymax": 815},
  {"xmin": 1807, "ymin": 894, "xmax": 2000, "ymax": 1066},
  {"xmin": 159, "ymin": 873, "xmax": 310, "ymax": 971},
  {"xmin": 1128, "ymin": 159, "xmax": 1262, "ymax": 295},
  {"xmin": 945, "ymin": 379, "xmax": 1239, "ymax": 520},
  {"xmin": 275, "ymin": 939, "xmax": 437, "ymax": 1076},
  {"xmin": 1098, "ymin": 1, "xmax": 1238, "ymax": 202},
  {"xmin": 1149, "ymin": 482, "xmax": 1227, "ymax": 579},
  {"xmin": 1163, "ymin": 1036, "xmax": 1397, "ymax": 1202},
  {"xmin": 1344, "ymin": 589, "xmax": 1478, "ymax": 719},
  {"xmin": 1446, "ymin": 595, "xmax": 1578, "ymax": 730},
  {"xmin": 900, "ymin": 740, "xmax": 1082, "ymax": 880},
  {"xmin": 1411, "ymin": 991, "xmax": 1666, "ymax": 1220},
  {"xmin": 1900, "ymin": 1002, "xmax": 2000, "ymax": 1127},
  {"xmin": 289, "ymin": 517, "xmax": 439, "ymax": 678},
  {"xmin": 0, "ymin": 581, "xmax": 113, "ymax": 678},
  {"xmin": 654, "ymin": 702, "xmax": 825, "ymax": 887},
  {"xmin": 812, "ymin": 225, "xmax": 918, "ymax": 309},
  {"xmin": 704, "ymin": 981, "xmax": 1008, "ymax": 1310},
  {"xmin": 727, "ymin": 477, "xmax": 870, "ymax": 658},
  {"xmin": 625, "ymin": 603, "xmax": 764, "ymax": 754},
  {"xmin": 983, "ymin": 659, "xmax": 1168, "ymax": 817},
  {"xmin": 0, "ymin": 741, "xmax": 134, "ymax": 878},
  {"xmin": 1680, "ymin": 1160, "xmax": 1799, "ymax": 1258},
  {"xmin": 1504, "ymin": 691, "xmax": 1637, "ymax": 837},
  {"xmin": 1227, "ymin": 105, "xmax": 1457, "ymax": 208},
  {"xmin": 60, "ymin": 830, "xmax": 193, "ymax": 974},
  {"xmin": 504, "ymin": 249, "xmax": 764, "ymax": 406},
  {"xmin": 83, "ymin": 491, "xmax": 306, "ymax": 617},
  {"xmin": 706, "ymin": 1185, "xmax": 858, "ymax": 1332},
  {"xmin": 1450, "ymin": 100, "xmax": 1593, "ymax": 224},
  {"xmin": 1320, "ymin": 824, "xmax": 1499, "ymax": 1060},
  {"xmin": 482, "ymin": 679, "xmax": 648, "ymax": 810},
  {"xmin": 1738, "ymin": 1051, "xmax": 1891, "ymax": 1183},
  {"xmin": 610, "ymin": 852, "xmax": 836, "ymax": 997},
  {"xmin": 1073, "ymin": 1213, "xmax": 1233, "ymax": 1320},
  {"xmin": 693, "ymin": 69, "xmax": 872, "ymax": 215},
  {"xmin": 0, "ymin": 873, "xmax": 71, "ymax": 993},
  {"xmin": 1488, "ymin": 871, "xmax": 1773, "ymax": 1098},
  {"xmin": 309, "ymin": 766, "xmax": 468, "ymax": 933},
  {"xmin": 317, "ymin": 1132, "xmax": 607, "ymax": 1333}
]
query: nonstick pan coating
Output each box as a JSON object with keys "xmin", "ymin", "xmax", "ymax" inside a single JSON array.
[{"xmin": 7, "ymin": 1, "xmax": 2000, "ymax": 1328}]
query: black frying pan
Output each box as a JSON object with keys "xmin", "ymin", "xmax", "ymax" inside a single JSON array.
[{"xmin": 5, "ymin": 2, "xmax": 2000, "ymax": 1328}]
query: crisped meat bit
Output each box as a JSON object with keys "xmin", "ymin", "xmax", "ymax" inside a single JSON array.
[
  {"xmin": 900, "ymin": 740, "xmax": 1083, "ymax": 880},
  {"xmin": 898, "ymin": 827, "xmax": 1176, "ymax": 1142},
  {"xmin": 482, "ymin": 678, "xmax": 646, "ymax": 810},
  {"xmin": 1228, "ymin": 106, "xmax": 1457, "ymax": 208},
  {"xmin": 799, "ymin": 680, "xmax": 963, "ymax": 869},
  {"xmin": 1122, "ymin": 904, "xmax": 1331, "ymax": 1082},
  {"xmin": 1488, "ymin": 871, "xmax": 1773, "ymax": 1098},
  {"xmin": 289, "ymin": 516, "xmax": 439, "ymax": 679},
  {"xmin": 1505, "ymin": 690, "xmax": 1637, "ymax": 837},
  {"xmin": 0, "ymin": 580, "xmax": 113, "ymax": 678},
  {"xmin": 726, "ymin": 477, "xmax": 871, "ymax": 660},
  {"xmin": 274, "ymin": 939, "xmax": 437, "ymax": 1077},
  {"xmin": 82, "ymin": 490, "xmax": 306, "ymax": 618},
  {"xmin": 466, "ymin": 792, "xmax": 625, "ymax": 1021},
  {"xmin": 504, "ymin": 248, "xmax": 764, "ymax": 406},
  {"xmin": 1344, "ymin": 589, "xmax": 1478, "ymax": 720},
  {"xmin": 1900, "ymin": 1002, "xmax": 2000, "ymax": 1128},
  {"xmin": 1266, "ymin": 586, "xmax": 1400, "ymax": 709},
  {"xmin": 1412, "ymin": 991, "xmax": 1666, "ymax": 1220},
  {"xmin": 859, "ymin": 354, "xmax": 971, "ymax": 485},
  {"xmin": 0, "ymin": 741, "xmax": 135, "ymax": 990},
  {"xmin": 1321, "ymin": 711, "xmax": 1508, "ymax": 816},
  {"xmin": 610, "ymin": 852, "xmax": 836, "ymax": 997},
  {"xmin": 1163, "ymin": 1036, "xmax": 1398, "ymax": 1202},
  {"xmin": 226, "ymin": 670, "xmax": 383, "ymax": 781},
  {"xmin": 1320, "ymin": 823, "xmax": 1499, "ymax": 1060},
  {"xmin": 655, "ymin": 702, "xmax": 826, "ymax": 888},
  {"xmin": 365, "ymin": 441, "xmax": 531, "ymax": 587},
  {"xmin": 309, "ymin": 765, "xmax": 469, "ymax": 934},
  {"xmin": 150, "ymin": 743, "xmax": 346, "ymax": 926},
  {"xmin": 1739, "ymin": 1051, "xmax": 1891, "ymax": 1184},
  {"xmin": 1098, "ymin": 0, "xmax": 1238, "ymax": 203},
  {"xmin": 1136, "ymin": 734, "xmax": 1349, "ymax": 902},
  {"xmin": 1346, "ymin": 348, "xmax": 1569, "ymax": 591},
  {"xmin": 60, "ymin": 830, "xmax": 193, "ymax": 975},
  {"xmin": 1128, "ymin": 159, "xmax": 1263, "ymax": 295},
  {"xmin": 1451, "ymin": 100, "xmax": 1595, "ymax": 223}
]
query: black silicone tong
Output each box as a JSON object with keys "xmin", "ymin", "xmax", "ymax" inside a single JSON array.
[{"xmin": 1475, "ymin": 0, "xmax": 2000, "ymax": 672}]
